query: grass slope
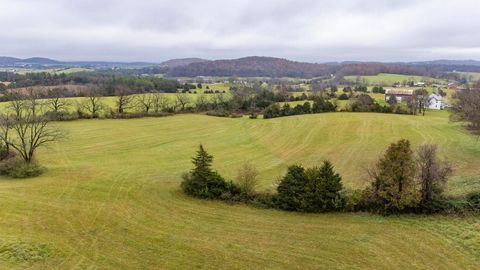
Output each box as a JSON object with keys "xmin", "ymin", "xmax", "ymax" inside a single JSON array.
[
  {"xmin": 345, "ymin": 73, "xmax": 445, "ymax": 85},
  {"xmin": 0, "ymin": 113, "xmax": 479, "ymax": 269}
]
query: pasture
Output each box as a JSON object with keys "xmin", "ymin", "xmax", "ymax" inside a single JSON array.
[
  {"xmin": 345, "ymin": 73, "xmax": 445, "ymax": 85},
  {"xmin": 0, "ymin": 112, "xmax": 479, "ymax": 269}
]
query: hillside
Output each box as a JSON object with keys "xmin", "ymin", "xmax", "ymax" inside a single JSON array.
[
  {"xmin": 167, "ymin": 56, "xmax": 337, "ymax": 77},
  {"xmin": 0, "ymin": 113, "xmax": 478, "ymax": 268},
  {"xmin": 166, "ymin": 57, "xmax": 437, "ymax": 78},
  {"xmin": 0, "ymin": 56, "xmax": 21, "ymax": 65}
]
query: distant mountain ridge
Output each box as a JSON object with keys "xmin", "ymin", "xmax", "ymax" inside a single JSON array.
[
  {"xmin": 159, "ymin": 58, "xmax": 209, "ymax": 68},
  {"xmin": 0, "ymin": 56, "xmax": 155, "ymax": 68},
  {"xmin": 167, "ymin": 56, "xmax": 480, "ymax": 77},
  {"xmin": 2, "ymin": 55, "xmax": 480, "ymax": 77}
]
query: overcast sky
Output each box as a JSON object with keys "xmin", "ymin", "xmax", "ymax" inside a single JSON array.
[{"xmin": 1, "ymin": 0, "xmax": 480, "ymax": 63}]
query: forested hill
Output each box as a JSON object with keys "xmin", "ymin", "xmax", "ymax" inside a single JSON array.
[
  {"xmin": 167, "ymin": 56, "xmax": 336, "ymax": 77},
  {"xmin": 166, "ymin": 56, "xmax": 480, "ymax": 78}
]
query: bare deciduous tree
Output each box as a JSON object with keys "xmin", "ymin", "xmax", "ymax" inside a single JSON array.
[
  {"xmin": 79, "ymin": 85, "xmax": 105, "ymax": 118},
  {"xmin": 195, "ymin": 94, "xmax": 210, "ymax": 112},
  {"xmin": 235, "ymin": 162, "xmax": 259, "ymax": 197},
  {"xmin": 416, "ymin": 145, "xmax": 453, "ymax": 205},
  {"xmin": 0, "ymin": 114, "xmax": 12, "ymax": 157},
  {"xmin": 136, "ymin": 93, "xmax": 154, "ymax": 113},
  {"xmin": 1, "ymin": 98, "xmax": 64, "ymax": 163},
  {"xmin": 115, "ymin": 85, "xmax": 134, "ymax": 113},
  {"xmin": 152, "ymin": 93, "xmax": 170, "ymax": 113},
  {"xmin": 175, "ymin": 93, "xmax": 191, "ymax": 111},
  {"xmin": 46, "ymin": 87, "xmax": 70, "ymax": 113}
]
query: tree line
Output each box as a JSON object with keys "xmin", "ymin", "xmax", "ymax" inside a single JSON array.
[
  {"xmin": 0, "ymin": 71, "xmax": 181, "ymax": 94},
  {"xmin": 181, "ymin": 142, "xmax": 480, "ymax": 215}
]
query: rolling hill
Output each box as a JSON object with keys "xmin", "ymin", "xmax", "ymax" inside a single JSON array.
[{"xmin": 0, "ymin": 112, "xmax": 479, "ymax": 268}]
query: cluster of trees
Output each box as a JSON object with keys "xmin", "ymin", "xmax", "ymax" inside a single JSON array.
[
  {"xmin": 0, "ymin": 71, "xmax": 181, "ymax": 95},
  {"xmin": 347, "ymin": 91, "xmax": 431, "ymax": 116},
  {"xmin": 263, "ymin": 98, "xmax": 336, "ymax": 119},
  {"xmin": 181, "ymin": 145, "xmax": 345, "ymax": 212},
  {"xmin": 360, "ymin": 140, "xmax": 454, "ymax": 214},
  {"xmin": 181, "ymin": 142, "xmax": 479, "ymax": 215},
  {"xmin": 276, "ymin": 161, "xmax": 344, "ymax": 212},
  {"xmin": 371, "ymin": 86, "xmax": 385, "ymax": 93},
  {"xmin": 349, "ymin": 94, "xmax": 393, "ymax": 113}
]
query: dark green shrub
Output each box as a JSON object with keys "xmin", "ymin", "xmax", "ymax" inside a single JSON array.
[
  {"xmin": 263, "ymin": 104, "xmax": 281, "ymax": 119},
  {"xmin": 276, "ymin": 165, "xmax": 309, "ymax": 211},
  {"xmin": 0, "ymin": 156, "xmax": 17, "ymax": 175},
  {"xmin": 249, "ymin": 192, "xmax": 277, "ymax": 209},
  {"xmin": 276, "ymin": 161, "xmax": 345, "ymax": 212},
  {"xmin": 0, "ymin": 143, "xmax": 9, "ymax": 160},
  {"xmin": 44, "ymin": 111, "xmax": 79, "ymax": 121},
  {"xmin": 0, "ymin": 158, "xmax": 44, "ymax": 178},
  {"xmin": 343, "ymin": 189, "xmax": 363, "ymax": 212},
  {"xmin": 466, "ymin": 191, "xmax": 480, "ymax": 211},
  {"xmin": 206, "ymin": 110, "xmax": 230, "ymax": 117}
]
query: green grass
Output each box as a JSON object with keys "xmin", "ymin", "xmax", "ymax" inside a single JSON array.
[
  {"xmin": 345, "ymin": 73, "xmax": 445, "ymax": 85},
  {"xmin": 0, "ymin": 113, "xmax": 479, "ymax": 269},
  {"xmin": 3, "ymin": 67, "xmax": 94, "ymax": 75},
  {"xmin": 0, "ymin": 92, "xmax": 231, "ymax": 115}
]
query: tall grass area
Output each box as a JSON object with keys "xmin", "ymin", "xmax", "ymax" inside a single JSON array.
[{"xmin": 0, "ymin": 113, "xmax": 478, "ymax": 268}]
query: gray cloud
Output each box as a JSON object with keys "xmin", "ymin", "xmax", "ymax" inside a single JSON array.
[{"xmin": 1, "ymin": 0, "xmax": 480, "ymax": 62}]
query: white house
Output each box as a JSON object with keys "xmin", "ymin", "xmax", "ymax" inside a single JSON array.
[
  {"xmin": 428, "ymin": 94, "xmax": 444, "ymax": 110},
  {"xmin": 414, "ymin": 82, "xmax": 426, "ymax": 87}
]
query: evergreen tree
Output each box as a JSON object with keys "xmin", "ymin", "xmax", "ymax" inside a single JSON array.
[
  {"xmin": 276, "ymin": 165, "xmax": 309, "ymax": 211},
  {"xmin": 181, "ymin": 145, "xmax": 238, "ymax": 199},
  {"xmin": 318, "ymin": 161, "xmax": 344, "ymax": 211},
  {"xmin": 370, "ymin": 139, "xmax": 419, "ymax": 214},
  {"xmin": 277, "ymin": 162, "xmax": 345, "ymax": 212}
]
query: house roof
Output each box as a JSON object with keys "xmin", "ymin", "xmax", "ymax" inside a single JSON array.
[
  {"xmin": 385, "ymin": 89, "xmax": 414, "ymax": 95},
  {"xmin": 429, "ymin": 93, "xmax": 443, "ymax": 100}
]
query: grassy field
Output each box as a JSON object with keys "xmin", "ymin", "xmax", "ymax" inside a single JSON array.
[
  {"xmin": 0, "ymin": 113, "xmax": 479, "ymax": 269},
  {"xmin": 0, "ymin": 92, "xmax": 231, "ymax": 115},
  {"xmin": 0, "ymin": 67, "xmax": 94, "ymax": 75},
  {"xmin": 345, "ymin": 73, "xmax": 445, "ymax": 85}
]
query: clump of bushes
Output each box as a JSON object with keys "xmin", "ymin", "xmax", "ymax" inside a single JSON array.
[
  {"xmin": 44, "ymin": 111, "xmax": 79, "ymax": 121},
  {"xmin": 206, "ymin": 110, "xmax": 236, "ymax": 118},
  {"xmin": 466, "ymin": 191, "xmax": 480, "ymax": 211},
  {"xmin": 358, "ymin": 140, "xmax": 456, "ymax": 214},
  {"xmin": 0, "ymin": 155, "xmax": 44, "ymax": 178}
]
